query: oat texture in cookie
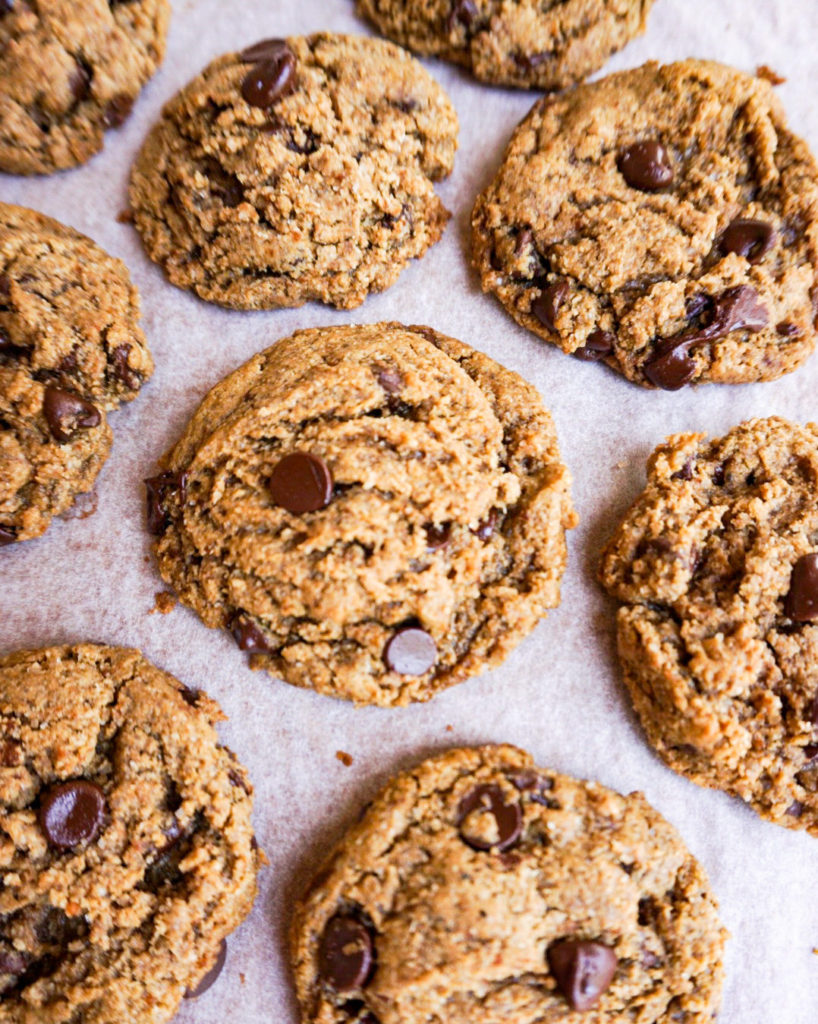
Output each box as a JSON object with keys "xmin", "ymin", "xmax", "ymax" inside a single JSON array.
[
  {"xmin": 599, "ymin": 417, "xmax": 818, "ymax": 836},
  {"xmin": 0, "ymin": 0, "xmax": 170, "ymax": 175},
  {"xmin": 146, "ymin": 322, "xmax": 576, "ymax": 706},
  {"xmin": 0, "ymin": 203, "xmax": 153, "ymax": 545},
  {"xmin": 0, "ymin": 643, "xmax": 261, "ymax": 1024},
  {"xmin": 129, "ymin": 33, "xmax": 458, "ymax": 311},
  {"xmin": 290, "ymin": 744, "xmax": 727, "ymax": 1024},
  {"xmin": 472, "ymin": 60, "xmax": 818, "ymax": 389},
  {"xmin": 357, "ymin": 0, "xmax": 654, "ymax": 90}
]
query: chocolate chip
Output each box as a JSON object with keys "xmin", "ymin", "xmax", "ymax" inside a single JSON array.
[
  {"xmin": 110, "ymin": 343, "xmax": 140, "ymax": 390},
  {"xmin": 784, "ymin": 554, "xmax": 818, "ymax": 621},
  {"xmin": 38, "ymin": 780, "xmax": 106, "ymax": 849},
  {"xmin": 671, "ymin": 459, "xmax": 694, "ymax": 481},
  {"xmin": 241, "ymin": 43, "xmax": 297, "ymax": 109},
  {"xmin": 0, "ymin": 0, "xmax": 14, "ymax": 16},
  {"xmin": 318, "ymin": 916, "xmax": 374, "ymax": 992},
  {"xmin": 0, "ymin": 273, "xmax": 10, "ymax": 299},
  {"xmin": 618, "ymin": 140, "xmax": 674, "ymax": 191},
  {"xmin": 374, "ymin": 365, "xmax": 404, "ymax": 395},
  {"xmin": 268, "ymin": 452, "xmax": 333, "ymax": 513},
  {"xmin": 42, "ymin": 386, "xmax": 100, "ymax": 442},
  {"xmin": 457, "ymin": 783, "xmax": 522, "ymax": 852},
  {"xmin": 575, "ymin": 329, "xmax": 615, "ymax": 362},
  {"xmin": 776, "ymin": 322, "xmax": 800, "ymax": 338},
  {"xmin": 144, "ymin": 471, "xmax": 187, "ymax": 535},
  {"xmin": 383, "ymin": 627, "xmax": 436, "ymax": 675},
  {"xmin": 786, "ymin": 800, "xmax": 804, "ymax": 817},
  {"xmin": 547, "ymin": 939, "xmax": 617, "ymax": 1011},
  {"xmin": 425, "ymin": 522, "xmax": 451, "ymax": 550},
  {"xmin": 643, "ymin": 342, "xmax": 697, "ymax": 391},
  {"xmin": 720, "ymin": 218, "xmax": 775, "ymax": 263},
  {"xmin": 185, "ymin": 939, "xmax": 227, "ymax": 999},
  {"xmin": 473, "ymin": 508, "xmax": 499, "ymax": 542},
  {"xmin": 102, "ymin": 93, "xmax": 133, "ymax": 128},
  {"xmin": 712, "ymin": 463, "xmax": 726, "ymax": 486},
  {"xmin": 0, "ymin": 526, "xmax": 16, "ymax": 546},
  {"xmin": 230, "ymin": 613, "xmax": 272, "ymax": 653},
  {"xmin": 448, "ymin": 0, "xmax": 478, "ymax": 30},
  {"xmin": 532, "ymin": 279, "xmax": 570, "ymax": 332},
  {"xmin": 239, "ymin": 38, "xmax": 290, "ymax": 63},
  {"xmin": 69, "ymin": 62, "xmax": 91, "ymax": 103}
]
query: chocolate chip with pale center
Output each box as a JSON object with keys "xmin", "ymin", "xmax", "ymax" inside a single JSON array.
[
  {"xmin": 240, "ymin": 40, "xmax": 296, "ymax": 109},
  {"xmin": 383, "ymin": 627, "xmax": 436, "ymax": 675},
  {"xmin": 547, "ymin": 939, "xmax": 617, "ymax": 1011},
  {"xmin": 720, "ymin": 217, "xmax": 775, "ymax": 262},
  {"xmin": 575, "ymin": 329, "xmax": 615, "ymax": 362},
  {"xmin": 39, "ymin": 779, "xmax": 106, "ymax": 849},
  {"xmin": 185, "ymin": 939, "xmax": 227, "ymax": 999},
  {"xmin": 784, "ymin": 553, "xmax": 818, "ymax": 621},
  {"xmin": 618, "ymin": 140, "xmax": 674, "ymax": 191},
  {"xmin": 457, "ymin": 783, "xmax": 522, "ymax": 851},
  {"xmin": 42, "ymin": 386, "xmax": 100, "ymax": 442},
  {"xmin": 268, "ymin": 452, "xmax": 333, "ymax": 513},
  {"xmin": 532, "ymin": 279, "xmax": 570, "ymax": 332},
  {"xmin": 318, "ymin": 916, "xmax": 374, "ymax": 992}
]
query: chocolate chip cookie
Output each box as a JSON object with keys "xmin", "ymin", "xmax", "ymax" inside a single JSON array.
[
  {"xmin": 0, "ymin": 203, "xmax": 153, "ymax": 545},
  {"xmin": 0, "ymin": 0, "xmax": 170, "ymax": 175},
  {"xmin": 146, "ymin": 322, "xmax": 576, "ymax": 706},
  {"xmin": 0, "ymin": 643, "xmax": 261, "ymax": 1022},
  {"xmin": 472, "ymin": 60, "xmax": 818, "ymax": 389},
  {"xmin": 129, "ymin": 33, "xmax": 458, "ymax": 311},
  {"xmin": 290, "ymin": 744, "xmax": 727, "ymax": 1023},
  {"xmin": 356, "ymin": 0, "xmax": 654, "ymax": 90},
  {"xmin": 599, "ymin": 417, "xmax": 818, "ymax": 836}
]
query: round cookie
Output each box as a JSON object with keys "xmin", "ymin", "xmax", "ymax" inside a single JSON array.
[
  {"xmin": 599, "ymin": 417, "xmax": 818, "ymax": 836},
  {"xmin": 0, "ymin": 0, "xmax": 170, "ymax": 175},
  {"xmin": 0, "ymin": 203, "xmax": 153, "ymax": 545},
  {"xmin": 129, "ymin": 33, "xmax": 458, "ymax": 311},
  {"xmin": 146, "ymin": 322, "xmax": 576, "ymax": 706},
  {"xmin": 472, "ymin": 60, "xmax": 818, "ymax": 389},
  {"xmin": 0, "ymin": 643, "xmax": 261, "ymax": 1023},
  {"xmin": 290, "ymin": 744, "xmax": 727, "ymax": 1023}
]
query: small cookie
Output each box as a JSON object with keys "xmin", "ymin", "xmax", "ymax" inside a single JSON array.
[
  {"xmin": 472, "ymin": 60, "xmax": 818, "ymax": 388},
  {"xmin": 0, "ymin": 0, "xmax": 170, "ymax": 175},
  {"xmin": 356, "ymin": 0, "xmax": 654, "ymax": 90},
  {"xmin": 0, "ymin": 643, "xmax": 261, "ymax": 1022},
  {"xmin": 129, "ymin": 33, "xmax": 458, "ymax": 310},
  {"xmin": 599, "ymin": 417, "xmax": 818, "ymax": 836},
  {"xmin": 290, "ymin": 744, "xmax": 727, "ymax": 1023},
  {"xmin": 0, "ymin": 203, "xmax": 153, "ymax": 544},
  {"xmin": 146, "ymin": 322, "xmax": 576, "ymax": 706}
]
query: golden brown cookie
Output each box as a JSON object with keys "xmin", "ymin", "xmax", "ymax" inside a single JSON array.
[
  {"xmin": 146, "ymin": 322, "xmax": 576, "ymax": 706},
  {"xmin": 290, "ymin": 744, "xmax": 727, "ymax": 1024}
]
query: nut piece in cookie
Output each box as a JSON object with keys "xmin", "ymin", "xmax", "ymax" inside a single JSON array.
[
  {"xmin": 0, "ymin": 643, "xmax": 262, "ymax": 1022},
  {"xmin": 472, "ymin": 60, "xmax": 818, "ymax": 389},
  {"xmin": 599, "ymin": 417, "xmax": 818, "ymax": 835},
  {"xmin": 129, "ymin": 33, "xmax": 458, "ymax": 310},
  {"xmin": 290, "ymin": 744, "xmax": 727, "ymax": 1022},
  {"xmin": 145, "ymin": 322, "xmax": 576, "ymax": 706}
]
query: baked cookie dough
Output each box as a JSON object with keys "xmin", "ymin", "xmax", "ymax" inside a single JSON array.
[
  {"xmin": 0, "ymin": 0, "xmax": 170, "ymax": 175},
  {"xmin": 146, "ymin": 322, "xmax": 576, "ymax": 706},
  {"xmin": 290, "ymin": 744, "xmax": 727, "ymax": 1024},
  {"xmin": 357, "ymin": 0, "xmax": 654, "ymax": 90},
  {"xmin": 0, "ymin": 643, "xmax": 261, "ymax": 1023},
  {"xmin": 599, "ymin": 417, "xmax": 818, "ymax": 836},
  {"xmin": 129, "ymin": 33, "xmax": 458, "ymax": 311},
  {"xmin": 472, "ymin": 60, "xmax": 818, "ymax": 389},
  {"xmin": 0, "ymin": 203, "xmax": 153, "ymax": 545}
]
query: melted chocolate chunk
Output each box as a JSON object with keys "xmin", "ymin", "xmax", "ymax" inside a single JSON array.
[
  {"xmin": 42, "ymin": 387, "xmax": 100, "ymax": 442},
  {"xmin": 230, "ymin": 613, "xmax": 272, "ymax": 653},
  {"xmin": 457, "ymin": 783, "xmax": 522, "ymax": 852},
  {"xmin": 575, "ymin": 329, "xmax": 615, "ymax": 362},
  {"xmin": 318, "ymin": 916, "xmax": 374, "ymax": 992},
  {"xmin": 110, "ymin": 343, "xmax": 141, "ymax": 390},
  {"xmin": 268, "ymin": 452, "xmax": 333, "ymax": 513},
  {"xmin": 383, "ymin": 627, "xmax": 436, "ymax": 675},
  {"xmin": 425, "ymin": 522, "xmax": 451, "ymax": 550},
  {"xmin": 618, "ymin": 140, "xmax": 674, "ymax": 191},
  {"xmin": 38, "ymin": 780, "xmax": 106, "ymax": 849},
  {"xmin": 102, "ymin": 93, "xmax": 134, "ymax": 128},
  {"xmin": 784, "ymin": 553, "xmax": 818, "ymax": 621},
  {"xmin": 144, "ymin": 470, "xmax": 187, "ymax": 535},
  {"xmin": 776, "ymin": 322, "xmax": 800, "ymax": 338},
  {"xmin": 719, "ymin": 218, "xmax": 775, "ymax": 263},
  {"xmin": 532, "ymin": 279, "xmax": 570, "ymax": 332},
  {"xmin": 547, "ymin": 939, "xmax": 617, "ymax": 1011},
  {"xmin": 0, "ymin": 526, "xmax": 17, "ymax": 546},
  {"xmin": 69, "ymin": 62, "xmax": 91, "ymax": 103},
  {"xmin": 241, "ymin": 41, "xmax": 297, "ymax": 109},
  {"xmin": 185, "ymin": 939, "xmax": 227, "ymax": 998},
  {"xmin": 201, "ymin": 157, "xmax": 244, "ymax": 207}
]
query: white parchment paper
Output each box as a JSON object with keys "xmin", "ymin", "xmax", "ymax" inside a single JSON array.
[{"xmin": 2, "ymin": 1, "xmax": 817, "ymax": 1020}]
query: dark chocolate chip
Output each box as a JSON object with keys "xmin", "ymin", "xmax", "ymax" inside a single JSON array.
[
  {"xmin": 269, "ymin": 452, "xmax": 333, "ymax": 513},
  {"xmin": 0, "ymin": 526, "xmax": 16, "ymax": 546},
  {"xmin": 532, "ymin": 279, "xmax": 570, "ymax": 332},
  {"xmin": 671, "ymin": 459, "xmax": 694, "ymax": 482},
  {"xmin": 776, "ymin": 322, "xmax": 800, "ymax": 337},
  {"xmin": 239, "ymin": 38, "xmax": 290, "ymax": 63},
  {"xmin": 547, "ymin": 939, "xmax": 617, "ymax": 1011},
  {"xmin": 318, "ymin": 916, "xmax": 374, "ymax": 992},
  {"xmin": 230, "ymin": 613, "xmax": 272, "ymax": 653},
  {"xmin": 712, "ymin": 463, "xmax": 725, "ymax": 486},
  {"xmin": 719, "ymin": 218, "xmax": 775, "ymax": 263},
  {"xmin": 144, "ymin": 471, "xmax": 187, "ymax": 535},
  {"xmin": 574, "ymin": 329, "xmax": 615, "ymax": 362},
  {"xmin": 42, "ymin": 386, "xmax": 100, "ymax": 442},
  {"xmin": 473, "ymin": 508, "xmax": 499, "ymax": 542},
  {"xmin": 69, "ymin": 62, "xmax": 91, "ymax": 103},
  {"xmin": 425, "ymin": 522, "xmax": 451, "ymax": 550},
  {"xmin": 643, "ymin": 342, "xmax": 697, "ymax": 391},
  {"xmin": 448, "ymin": 0, "xmax": 478, "ymax": 30},
  {"xmin": 784, "ymin": 553, "xmax": 818, "ymax": 621},
  {"xmin": 374, "ymin": 365, "xmax": 404, "ymax": 395},
  {"xmin": 38, "ymin": 780, "xmax": 106, "ymax": 849},
  {"xmin": 618, "ymin": 140, "xmax": 674, "ymax": 191},
  {"xmin": 0, "ymin": 0, "xmax": 14, "ymax": 15},
  {"xmin": 383, "ymin": 627, "xmax": 436, "ymax": 675},
  {"xmin": 102, "ymin": 93, "xmax": 134, "ymax": 127},
  {"xmin": 110, "ymin": 343, "xmax": 141, "ymax": 390},
  {"xmin": 786, "ymin": 800, "xmax": 804, "ymax": 818},
  {"xmin": 457, "ymin": 783, "xmax": 522, "ymax": 852},
  {"xmin": 35, "ymin": 905, "xmax": 87, "ymax": 946},
  {"xmin": 185, "ymin": 939, "xmax": 227, "ymax": 999},
  {"xmin": 241, "ymin": 46, "xmax": 297, "ymax": 109},
  {"xmin": 0, "ymin": 273, "xmax": 10, "ymax": 299},
  {"xmin": 804, "ymin": 744, "xmax": 818, "ymax": 764}
]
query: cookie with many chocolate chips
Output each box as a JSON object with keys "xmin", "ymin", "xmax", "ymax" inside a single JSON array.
[
  {"xmin": 290, "ymin": 744, "xmax": 727, "ymax": 1023},
  {"xmin": 356, "ymin": 0, "xmax": 654, "ymax": 90},
  {"xmin": 129, "ymin": 33, "xmax": 458, "ymax": 310},
  {"xmin": 0, "ymin": 0, "xmax": 170, "ymax": 175},
  {"xmin": 472, "ymin": 60, "xmax": 818, "ymax": 388},
  {"xmin": 599, "ymin": 417, "xmax": 818, "ymax": 835},
  {"xmin": 147, "ymin": 322, "xmax": 576, "ymax": 706},
  {"xmin": 0, "ymin": 643, "xmax": 261, "ymax": 1023},
  {"xmin": 0, "ymin": 203, "xmax": 152, "ymax": 544}
]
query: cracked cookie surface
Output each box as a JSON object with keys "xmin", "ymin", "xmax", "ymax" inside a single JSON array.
[
  {"xmin": 148, "ymin": 322, "xmax": 576, "ymax": 706},
  {"xmin": 290, "ymin": 744, "xmax": 726, "ymax": 1024},
  {"xmin": 0, "ymin": 0, "xmax": 170, "ymax": 175},
  {"xmin": 357, "ymin": 0, "xmax": 653, "ymax": 90},
  {"xmin": 129, "ymin": 33, "xmax": 458, "ymax": 311},
  {"xmin": 599, "ymin": 417, "xmax": 818, "ymax": 836},
  {"xmin": 0, "ymin": 643, "xmax": 261, "ymax": 1024},
  {"xmin": 0, "ymin": 203, "xmax": 153, "ymax": 544},
  {"xmin": 472, "ymin": 60, "xmax": 818, "ymax": 389}
]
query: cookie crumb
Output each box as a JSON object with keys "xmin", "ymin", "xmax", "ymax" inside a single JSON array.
[
  {"xmin": 240, "ymin": 972, "xmax": 246, "ymax": 984},
  {"xmin": 150, "ymin": 591, "xmax": 177, "ymax": 615},
  {"xmin": 116, "ymin": 209, "xmax": 135, "ymax": 224},
  {"xmin": 445, "ymin": 724, "xmax": 454, "ymax": 732},
  {"xmin": 62, "ymin": 490, "xmax": 99, "ymax": 521},
  {"xmin": 336, "ymin": 750, "xmax": 354, "ymax": 766},
  {"xmin": 756, "ymin": 64, "xmax": 786, "ymax": 85}
]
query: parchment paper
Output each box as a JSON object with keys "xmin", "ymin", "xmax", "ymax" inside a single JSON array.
[{"xmin": 2, "ymin": 1, "xmax": 817, "ymax": 1020}]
